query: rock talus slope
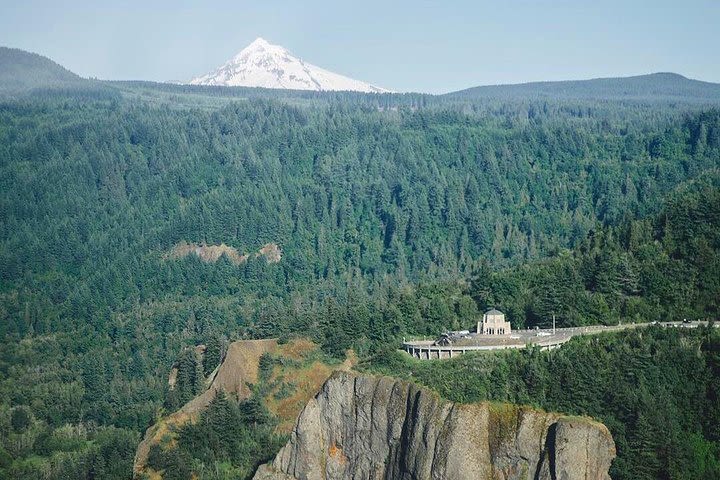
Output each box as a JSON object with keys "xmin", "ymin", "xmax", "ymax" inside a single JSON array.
[{"xmin": 254, "ymin": 371, "xmax": 615, "ymax": 480}]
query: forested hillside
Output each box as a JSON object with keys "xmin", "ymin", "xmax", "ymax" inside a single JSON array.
[
  {"xmin": 447, "ymin": 72, "xmax": 720, "ymax": 103},
  {"xmin": 0, "ymin": 72, "xmax": 719, "ymax": 479},
  {"xmin": 0, "ymin": 47, "xmax": 86, "ymax": 94},
  {"xmin": 472, "ymin": 176, "xmax": 720, "ymax": 328}
]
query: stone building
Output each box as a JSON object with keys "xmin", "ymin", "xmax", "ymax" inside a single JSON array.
[{"xmin": 478, "ymin": 308, "xmax": 511, "ymax": 335}]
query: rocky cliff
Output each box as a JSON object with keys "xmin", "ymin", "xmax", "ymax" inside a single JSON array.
[
  {"xmin": 254, "ymin": 372, "xmax": 615, "ymax": 480},
  {"xmin": 133, "ymin": 338, "xmax": 353, "ymax": 478}
]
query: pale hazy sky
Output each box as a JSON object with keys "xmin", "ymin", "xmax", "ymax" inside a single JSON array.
[{"xmin": 1, "ymin": 0, "xmax": 718, "ymax": 93}]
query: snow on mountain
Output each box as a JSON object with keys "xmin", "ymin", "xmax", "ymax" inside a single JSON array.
[{"xmin": 189, "ymin": 37, "xmax": 390, "ymax": 93}]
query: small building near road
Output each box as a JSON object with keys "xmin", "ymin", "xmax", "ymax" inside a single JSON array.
[
  {"xmin": 434, "ymin": 330, "xmax": 471, "ymax": 346},
  {"xmin": 478, "ymin": 308, "xmax": 511, "ymax": 335}
]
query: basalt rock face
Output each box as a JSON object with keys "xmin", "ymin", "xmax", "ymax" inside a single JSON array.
[{"xmin": 254, "ymin": 372, "xmax": 615, "ymax": 480}]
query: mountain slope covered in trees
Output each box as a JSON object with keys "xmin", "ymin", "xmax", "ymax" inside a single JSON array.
[
  {"xmin": 471, "ymin": 174, "xmax": 720, "ymax": 328},
  {"xmin": 0, "ymin": 58, "xmax": 719, "ymax": 479},
  {"xmin": 447, "ymin": 72, "xmax": 720, "ymax": 103},
  {"xmin": 0, "ymin": 47, "xmax": 86, "ymax": 94}
]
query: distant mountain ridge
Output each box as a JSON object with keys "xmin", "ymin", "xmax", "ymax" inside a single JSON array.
[
  {"xmin": 446, "ymin": 72, "xmax": 720, "ymax": 102},
  {"xmin": 0, "ymin": 46, "xmax": 85, "ymax": 93},
  {"xmin": 2, "ymin": 45, "xmax": 720, "ymax": 104},
  {"xmin": 189, "ymin": 37, "xmax": 390, "ymax": 93}
]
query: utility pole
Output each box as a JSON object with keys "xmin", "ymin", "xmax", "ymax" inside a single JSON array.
[{"xmin": 552, "ymin": 314, "xmax": 556, "ymax": 335}]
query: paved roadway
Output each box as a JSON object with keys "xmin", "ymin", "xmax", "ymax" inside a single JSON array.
[
  {"xmin": 402, "ymin": 321, "xmax": 713, "ymax": 359},
  {"xmin": 502, "ymin": 320, "xmax": 711, "ymax": 346}
]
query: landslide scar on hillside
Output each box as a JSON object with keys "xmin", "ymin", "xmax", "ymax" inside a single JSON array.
[{"xmin": 165, "ymin": 241, "xmax": 281, "ymax": 265}]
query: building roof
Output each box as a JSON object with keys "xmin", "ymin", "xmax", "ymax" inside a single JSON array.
[{"xmin": 485, "ymin": 308, "xmax": 504, "ymax": 315}]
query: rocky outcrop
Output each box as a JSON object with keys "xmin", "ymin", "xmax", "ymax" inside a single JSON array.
[
  {"xmin": 134, "ymin": 339, "xmax": 277, "ymax": 476},
  {"xmin": 166, "ymin": 241, "xmax": 282, "ymax": 265},
  {"xmin": 254, "ymin": 372, "xmax": 615, "ymax": 480},
  {"xmin": 133, "ymin": 338, "xmax": 350, "ymax": 478}
]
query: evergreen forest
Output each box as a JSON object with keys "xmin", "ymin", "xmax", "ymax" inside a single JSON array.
[{"xmin": 0, "ymin": 51, "xmax": 719, "ymax": 479}]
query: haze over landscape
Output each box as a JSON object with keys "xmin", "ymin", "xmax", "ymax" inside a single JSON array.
[
  {"xmin": 1, "ymin": 0, "xmax": 720, "ymax": 92},
  {"xmin": 0, "ymin": 2, "xmax": 719, "ymax": 480}
]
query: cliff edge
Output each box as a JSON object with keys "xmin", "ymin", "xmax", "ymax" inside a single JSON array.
[
  {"xmin": 254, "ymin": 371, "xmax": 615, "ymax": 480},
  {"xmin": 133, "ymin": 338, "xmax": 353, "ymax": 478}
]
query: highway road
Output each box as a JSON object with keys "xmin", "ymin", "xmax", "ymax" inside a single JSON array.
[{"xmin": 402, "ymin": 321, "xmax": 713, "ymax": 360}]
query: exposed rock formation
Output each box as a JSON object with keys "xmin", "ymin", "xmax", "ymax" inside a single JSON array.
[
  {"xmin": 258, "ymin": 242, "xmax": 282, "ymax": 263},
  {"xmin": 254, "ymin": 372, "xmax": 615, "ymax": 480},
  {"xmin": 166, "ymin": 241, "xmax": 281, "ymax": 265},
  {"xmin": 133, "ymin": 338, "xmax": 351, "ymax": 478}
]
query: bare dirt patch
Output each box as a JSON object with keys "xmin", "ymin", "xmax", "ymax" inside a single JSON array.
[
  {"xmin": 258, "ymin": 242, "xmax": 282, "ymax": 263},
  {"xmin": 166, "ymin": 241, "xmax": 282, "ymax": 265}
]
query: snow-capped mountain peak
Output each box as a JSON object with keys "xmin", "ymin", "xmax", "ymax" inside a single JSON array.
[
  {"xmin": 229, "ymin": 37, "xmax": 280, "ymax": 63},
  {"xmin": 189, "ymin": 37, "xmax": 390, "ymax": 93}
]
